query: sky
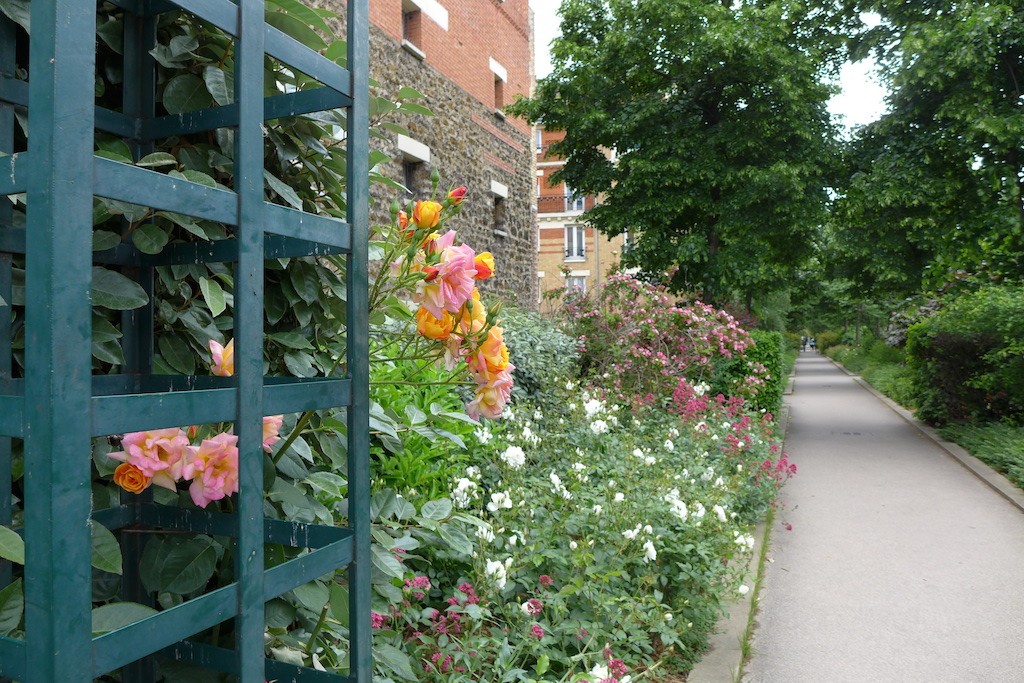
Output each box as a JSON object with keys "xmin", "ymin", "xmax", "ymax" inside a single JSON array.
[{"xmin": 528, "ymin": 0, "xmax": 887, "ymax": 130}]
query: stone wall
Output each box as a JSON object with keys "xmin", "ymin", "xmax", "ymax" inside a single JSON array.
[{"xmin": 367, "ymin": 24, "xmax": 538, "ymax": 307}]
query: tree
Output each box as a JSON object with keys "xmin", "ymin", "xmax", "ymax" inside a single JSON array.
[
  {"xmin": 833, "ymin": 1, "xmax": 1024, "ymax": 293},
  {"xmin": 510, "ymin": 0, "xmax": 844, "ymax": 304}
]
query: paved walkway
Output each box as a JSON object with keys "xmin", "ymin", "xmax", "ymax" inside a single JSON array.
[{"xmin": 744, "ymin": 352, "xmax": 1024, "ymax": 683}]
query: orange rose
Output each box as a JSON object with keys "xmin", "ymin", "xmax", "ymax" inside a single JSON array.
[
  {"xmin": 474, "ymin": 252, "xmax": 495, "ymax": 280},
  {"xmin": 479, "ymin": 325, "xmax": 510, "ymax": 374},
  {"xmin": 412, "ymin": 200, "xmax": 442, "ymax": 229},
  {"xmin": 458, "ymin": 289, "xmax": 487, "ymax": 335},
  {"xmin": 113, "ymin": 462, "xmax": 151, "ymax": 494},
  {"xmin": 416, "ymin": 306, "xmax": 456, "ymax": 341}
]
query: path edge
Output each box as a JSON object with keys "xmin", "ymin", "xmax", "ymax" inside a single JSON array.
[
  {"xmin": 686, "ymin": 394, "xmax": 792, "ymax": 683},
  {"xmin": 828, "ymin": 357, "xmax": 1024, "ymax": 515}
]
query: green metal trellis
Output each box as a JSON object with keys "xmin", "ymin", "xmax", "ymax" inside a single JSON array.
[{"xmin": 0, "ymin": 0, "xmax": 370, "ymax": 681}]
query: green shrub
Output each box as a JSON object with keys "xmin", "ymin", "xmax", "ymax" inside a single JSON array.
[
  {"xmin": 747, "ymin": 330, "xmax": 785, "ymax": 415},
  {"xmin": 500, "ymin": 304, "xmax": 579, "ymax": 406},
  {"xmin": 907, "ymin": 284, "xmax": 1024, "ymax": 423},
  {"xmin": 815, "ymin": 330, "xmax": 841, "ymax": 352},
  {"xmin": 862, "ymin": 363, "xmax": 917, "ymax": 408},
  {"xmin": 783, "ymin": 331, "xmax": 802, "ymax": 352},
  {"xmin": 867, "ymin": 339, "xmax": 904, "ymax": 365}
]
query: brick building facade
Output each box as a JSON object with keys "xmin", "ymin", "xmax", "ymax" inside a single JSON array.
[
  {"xmin": 327, "ymin": 0, "xmax": 538, "ymax": 306},
  {"xmin": 535, "ymin": 127, "xmax": 628, "ymax": 311}
]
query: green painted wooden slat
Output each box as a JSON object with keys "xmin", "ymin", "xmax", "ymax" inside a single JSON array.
[
  {"xmin": 0, "ymin": 635, "xmax": 26, "ymax": 679},
  {"xmin": 345, "ymin": 0, "xmax": 372, "ymax": 680},
  {"xmin": 144, "ymin": 86, "xmax": 352, "ymax": 139},
  {"xmin": 236, "ymin": 1, "xmax": 267, "ymax": 679},
  {"xmin": 264, "ymin": 26, "xmax": 351, "ymax": 96},
  {"xmin": 265, "ymin": 204, "xmax": 351, "ymax": 250},
  {"xmin": 0, "ymin": 13, "xmax": 14, "ymax": 592},
  {"xmin": 263, "ymin": 540, "xmax": 353, "ymax": 601},
  {"xmin": 0, "ymin": 78, "xmax": 139, "ymax": 139},
  {"xmin": 173, "ymin": 0, "xmax": 240, "ymax": 36},
  {"xmin": 140, "ymin": 503, "xmax": 352, "ymax": 548},
  {"xmin": 0, "ymin": 152, "xmax": 28, "ymax": 196},
  {"xmin": 91, "ymin": 583, "xmax": 239, "ymax": 675},
  {"xmin": 23, "ymin": 2, "xmax": 97, "ymax": 680},
  {"xmin": 264, "ymin": 377, "xmax": 352, "ymax": 415},
  {"xmin": 94, "ymin": 156, "xmax": 238, "ymax": 225},
  {"xmin": 263, "ymin": 517, "xmax": 352, "ymax": 548},
  {"xmin": 92, "ymin": 388, "xmax": 236, "ymax": 436},
  {"xmin": 163, "ymin": 641, "xmax": 350, "ymax": 682},
  {"xmin": 0, "ymin": 396, "xmax": 22, "ymax": 438},
  {"xmin": 89, "ymin": 231, "xmax": 349, "ymax": 268},
  {"xmin": 91, "ymin": 505, "xmax": 136, "ymax": 531}
]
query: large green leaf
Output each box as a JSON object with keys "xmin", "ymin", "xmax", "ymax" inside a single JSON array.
[
  {"xmin": 91, "ymin": 523, "xmax": 123, "ymax": 575},
  {"xmin": 0, "ymin": 525, "xmax": 24, "ymax": 565},
  {"xmin": 158, "ymin": 539, "xmax": 217, "ymax": 594},
  {"xmin": 265, "ymin": 11, "xmax": 327, "ymax": 51},
  {"xmin": 132, "ymin": 223, "xmax": 169, "ymax": 255},
  {"xmin": 419, "ymin": 498, "xmax": 452, "ymax": 521},
  {"xmin": 370, "ymin": 544, "xmax": 404, "ymax": 580},
  {"xmin": 375, "ymin": 643, "xmax": 418, "ymax": 682},
  {"xmin": 92, "ymin": 230, "xmax": 122, "ymax": 251},
  {"xmin": 162, "ymin": 74, "xmax": 214, "ymax": 115},
  {"xmin": 290, "ymin": 580, "xmax": 329, "ymax": 613},
  {"xmin": 158, "ymin": 333, "xmax": 196, "ymax": 375},
  {"xmin": 136, "ymin": 152, "xmax": 178, "ymax": 168},
  {"xmin": 0, "ymin": 0, "xmax": 31, "ymax": 32},
  {"xmin": 0, "ymin": 579, "xmax": 24, "ymax": 635},
  {"xmin": 202, "ymin": 66, "xmax": 234, "ymax": 106},
  {"xmin": 199, "ymin": 276, "xmax": 227, "ymax": 317},
  {"xmin": 328, "ymin": 583, "xmax": 349, "ymax": 627},
  {"xmin": 92, "ymin": 602, "xmax": 159, "ymax": 635},
  {"xmin": 92, "ymin": 267, "xmax": 149, "ymax": 310}
]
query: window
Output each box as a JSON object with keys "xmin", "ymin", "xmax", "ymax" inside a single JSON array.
[
  {"xmin": 535, "ymin": 129, "xmax": 543, "ymax": 152},
  {"xmin": 402, "ymin": 7, "xmax": 423, "ymax": 57},
  {"xmin": 566, "ymin": 276, "xmax": 587, "ymax": 293},
  {"xmin": 564, "ymin": 224, "xmax": 585, "ymax": 260},
  {"xmin": 492, "ymin": 197, "xmax": 506, "ymax": 235},
  {"xmin": 564, "ymin": 185, "xmax": 585, "ymax": 212},
  {"xmin": 494, "ymin": 76, "xmax": 504, "ymax": 110},
  {"xmin": 402, "ymin": 160, "xmax": 421, "ymax": 198}
]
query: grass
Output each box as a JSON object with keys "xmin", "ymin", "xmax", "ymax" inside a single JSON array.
[
  {"xmin": 827, "ymin": 344, "xmax": 1024, "ymax": 494},
  {"xmin": 939, "ymin": 422, "xmax": 1024, "ymax": 490},
  {"xmin": 735, "ymin": 505, "xmax": 775, "ymax": 681}
]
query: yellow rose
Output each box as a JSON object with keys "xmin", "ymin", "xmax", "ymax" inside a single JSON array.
[
  {"xmin": 416, "ymin": 306, "xmax": 456, "ymax": 341},
  {"xmin": 413, "ymin": 200, "xmax": 442, "ymax": 229},
  {"xmin": 474, "ymin": 252, "xmax": 495, "ymax": 280}
]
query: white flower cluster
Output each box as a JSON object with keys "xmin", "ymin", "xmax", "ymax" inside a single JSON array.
[
  {"xmin": 500, "ymin": 445, "xmax": 526, "ymax": 469},
  {"xmin": 484, "ymin": 557, "xmax": 513, "ymax": 590},
  {"xmin": 476, "ymin": 523, "xmax": 495, "ymax": 543},
  {"xmin": 693, "ymin": 382, "xmax": 711, "ymax": 397},
  {"xmin": 621, "ymin": 523, "xmax": 657, "ymax": 562},
  {"xmin": 549, "ymin": 471, "xmax": 572, "ymax": 500},
  {"xmin": 589, "ymin": 419, "xmax": 609, "ymax": 435},
  {"xmin": 642, "ymin": 539, "xmax": 657, "ymax": 563},
  {"xmin": 583, "ymin": 397, "xmax": 605, "ymax": 418},
  {"xmin": 452, "ymin": 478, "xmax": 478, "ymax": 509},
  {"xmin": 734, "ymin": 531, "xmax": 756, "ymax": 550},
  {"xmin": 521, "ymin": 424, "xmax": 541, "ymax": 446},
  {"xmin": 712, "ymin": 504, "xmax": 727, "ymax": 523},
  {"xmin": 663, "ymin": 439, "xmax": 674, "ymax": 452},
  {"xmin": 632, "ymin": 448, "xmax": 656, "ymax": 466},
  {"xmin": 475, "ymin": 427, "xmax": 492, "ymax": 444},
  {"xmin": 486, "ymin": 491, "xmax": 513, "ymax": 513},
  {"xmin": 664, "ymin": 488, "xmax": 688, "ymax": 521}
]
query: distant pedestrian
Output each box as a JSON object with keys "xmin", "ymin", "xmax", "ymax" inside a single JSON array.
[
  {"xmin": 801, "ymin": 336, "xmax": 807, "ymax": 352},
  {"xmin": 809, "ymin": 337, "xmax": 817, "ymax": 351}
]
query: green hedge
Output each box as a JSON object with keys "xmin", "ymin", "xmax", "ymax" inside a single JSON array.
[
  {"xmin": 499, "ymin": 305, "xmax": 580, "ymax": 406},
  {"xmin": 748, "ymin": 330, "xmax": 784, "ymax": 416},
  {"xmin": 906, "ymin": 285, "xmax": 1024, "ymax": 424}
]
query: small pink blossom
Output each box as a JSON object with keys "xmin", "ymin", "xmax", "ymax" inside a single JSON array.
[
  {"xmin": 209, "ymin": 339, "xmax": 234, "ymax": 377},
  {"xmin": 182, "ymin": 432, "xmax": 239, "ymax": 508},
  {"xmin": 529, "ymin": 624, "xmax": 544, "ymax": 639},
  {"xmin": 262, "ymin": 415, "xmax": 284, "ymax": 453},
  {"xmin": 108, "ymin": 428, "xmax": 190, "ymax": 491}
]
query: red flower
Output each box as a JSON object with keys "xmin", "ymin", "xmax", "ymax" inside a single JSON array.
[{"xmin": 448, "ymin": 185, "xmax": 467, "ymax": 205}]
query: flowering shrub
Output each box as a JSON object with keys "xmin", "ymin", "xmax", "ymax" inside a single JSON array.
[
  {"xmin": 365, "ymin": 382, "xmax": 791, "ymax": 680},
  {"xmin": 562, "ymin": 274, "xmax": 769, "ymax": 408}
]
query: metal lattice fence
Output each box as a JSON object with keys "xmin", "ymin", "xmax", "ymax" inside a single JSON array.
[{"xmin": 0, "ymin": 1, "xmax": 370, "ymax": 680}]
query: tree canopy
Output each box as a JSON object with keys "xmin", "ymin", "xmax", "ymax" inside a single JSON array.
[
  {"xmin": 832, "ymin": 1, "xmax": 1024, "ymax": 296},
  {"xmin": 511, "ymin": 0, "xmax": 845, "ymax": 304}
]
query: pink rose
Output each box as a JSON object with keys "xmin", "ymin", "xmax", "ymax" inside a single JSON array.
[
  {"xmin": 182, "ymin": 432, "xmax": 239, "ymax": 508},
  {"xmin": 108, "ymin": 428, "xmax": 190, "ymax": 491}
]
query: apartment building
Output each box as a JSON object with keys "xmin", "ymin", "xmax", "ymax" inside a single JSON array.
[
  {"xmin": 333, "ymin": 0, "xmax": 539, "ymax": 305},
  {"xmin": 535, "ymin": 127, "xmax": 628, "ymax": 310}
]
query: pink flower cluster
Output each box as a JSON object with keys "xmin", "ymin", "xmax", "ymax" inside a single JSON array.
[{"xmin": 108, "ymin": 414, "xmax": 284, "ymax": 508}]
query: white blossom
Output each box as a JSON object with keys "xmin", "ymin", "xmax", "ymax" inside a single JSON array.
[
  {"xmin": 738, "ymin": 584, "xmax": 750, "ymax": 596},
  {"xmin": 475, "ymin": 428, "xmax": 492, "ymax": 444},
  {"xmin": 663, "ymin": 439, "xmax": 674, "ymax": 451},
  {"xmin": 622, "ymin": 524, "xmax": 642, "ymax": 540},
  {"xmin": 665, "ymin": 612, "xmax": 673, "ymax": 622},
  {"xmin": 644, "ymin": 456, "xmax": 657, "ymax": 466},
  {"xmin": 632, "ymin": 448, "xmax": 645, "ymax": 459},
  {"xmin": 592, "ymin": 504, "xmax": 603, "ymax": 516},
  {"xmin": 589, "ymin": 419, "xmax": 609, "ymax": 435},
  {"xmin": 713, "ymin": 504, "xmax": 727, "ymax": 523},
  {"xmin": 500, "ymin": 445, "xmax": 526, "ymax": 469},
  {"xmin": 534, "ymin": 409, "xmax": 544, "ymax": 421},
  {"xmin": 642, "ymin": 539, "xmax": 657, "ymax": 563},
  {"xmin": 613, "ymin": 492, "xmax": 625, "ymax": 503},
  {"xmin": 484, "ymin": 558, "xmax": 509, "ymax": 589},
  {"xmin": 451, "ymin": 478, "xmax": 477, "ymax": 508},
  {"xmin": 569, "ymin": 540, "xmax": 578, "ymax": 550},
  {"xmin": 476, "ymin": 524, "xmax": 495, "ymax": 543},
  {"xmin": 486, "ymin": 491, "xmax": 513, "ymax": 513},
  {"xmin": 583, "ymin": 398, "xmax": 604, "ymax": 418}
]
